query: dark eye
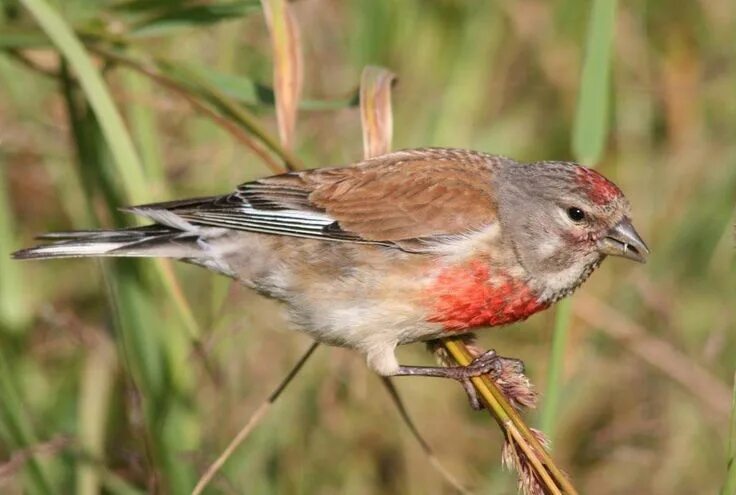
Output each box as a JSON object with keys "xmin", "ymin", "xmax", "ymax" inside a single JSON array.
[{"xmin": 567, "ymin": 207, "xmax": 586, "ymax": 222}]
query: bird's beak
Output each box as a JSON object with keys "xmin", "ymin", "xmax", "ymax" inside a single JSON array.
[{"xmin": 597, "ymin": 218, "xmax": 649, "ymax": 263}]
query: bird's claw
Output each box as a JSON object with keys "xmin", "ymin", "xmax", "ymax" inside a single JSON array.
[
  {"xmin": 461, "ymin": 349, "xmax": 502, "ymax": 378},
  {"xmin": 456, "ymin": 351, "xmax": 526, "ymax": 411},
  {"xmin": 451, "ymin": 350, "xmax": 501, "ymax": 411}
]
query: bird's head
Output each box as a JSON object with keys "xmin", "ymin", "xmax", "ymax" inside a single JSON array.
[{"xmin": 495, "ymin": 160, "xmax": 648, "ymax": 300}]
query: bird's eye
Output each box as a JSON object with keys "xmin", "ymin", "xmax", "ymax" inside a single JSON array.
[{"xmin": 566, "ymin": 207, "xmax": 586, "ymax": 222}]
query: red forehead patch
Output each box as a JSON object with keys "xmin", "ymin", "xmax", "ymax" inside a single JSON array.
[{"xmin": 575, "ymin": 167, "xmax": 622, "ymax": 205}]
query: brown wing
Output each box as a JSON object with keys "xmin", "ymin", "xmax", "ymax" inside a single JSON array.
[
  {"xmin": 243, "ymin": 148, "xmax": 502, "ymax": 242},
  {"xmin": 128, "ymin": 148, "xmax": 506, "ymax": 249}
]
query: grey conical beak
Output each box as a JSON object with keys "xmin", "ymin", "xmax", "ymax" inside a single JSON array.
[{"xmin": 597, "ymin": 218, "xmax": 649, "ymax": 263}]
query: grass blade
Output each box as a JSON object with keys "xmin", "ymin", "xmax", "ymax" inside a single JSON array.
[
  {"xmin": 156, "ymin": 58, "xmax": 303, "ymax": 170},
  {"xmin": 540, "ymin": 297, "xmax": 572, "ymax": 438},
  {"xmin": 358, "ymin": 67, "xmax": 471, "ymax": 490},
  {"xmin": 260, "ymin": 0, "xmax": 303, "ymax": 151},
  {"xmin": 0, "ymin": 157, "xmax": 30, "ymax": 334},
  {"xmin": 543, "ymin": 0, "xmax": 618, "ymax": 442},
  {"xmin": 20, "ymin": 0, "xmax": 147, "ymax": 205},
  {"xmin": 0, "ymin": 349, "xmax": 56, "ymax": 494},
  {"xmin": 75, "ymin": 338, "xmax": 117, "ymax": 495},
  {"xmin": 129, "ymin": 1, "xmax": 260, "ymax": 37},
  {"xmin": 58, "ymin": 54, "xmax": 198, "ymax": 493},
  {"xmin": 571, "ymin": 0, "xmax": 618, "ymax": 164},
  {"xmin": 192, "ymin": 343, "xmax": 319, "ymax": 495}
]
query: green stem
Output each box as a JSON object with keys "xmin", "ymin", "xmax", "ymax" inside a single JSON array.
[
  {"xmin": 543, "ymin": 0, "xmax": 618, "ymax": 443},
  {"xmin": 540, "ymin": 298, "xmax": 572, "ymax": 438}
]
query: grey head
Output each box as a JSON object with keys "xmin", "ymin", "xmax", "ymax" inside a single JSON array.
[{"xmin": 494, "ymin": 159, "xmax": 649, "ymax": 301}]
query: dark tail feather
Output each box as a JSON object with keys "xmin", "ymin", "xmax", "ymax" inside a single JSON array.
[{"xmin": 12, "ymin": 225, "xmax": 199, "ymax": 260}]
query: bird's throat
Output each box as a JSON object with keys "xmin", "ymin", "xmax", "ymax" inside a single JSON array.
[{"xmin": 425, "ymin": 259, "xmax": 549, "ymax": 332}]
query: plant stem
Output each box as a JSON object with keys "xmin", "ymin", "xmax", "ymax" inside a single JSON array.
[
  {"xmin": 544, "ymin": 0, "xmax": 618, "ymax": 443},
  {"xmin": 442, "ymin": 338, "xmax": 579, "ymax": 495},
  {"xmin": 541, "ymin": 298, "xmax": 572, "ymax": 438}
]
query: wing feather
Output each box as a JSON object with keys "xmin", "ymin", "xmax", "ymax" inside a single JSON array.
[{"xmin": 126, "ymin": 148, "xmax": 508, "ymax": 251}]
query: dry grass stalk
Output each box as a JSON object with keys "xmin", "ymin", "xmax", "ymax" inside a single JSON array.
[
  {"xmin": 89, "ymin": 46, "xmax": 289, "ymax": 174},
  {"xmin": 192, "ymin": 6, "xmax": 310, "ymax": 491},
  {"xmin": 380, "ymin": 377, "xmax": 471, "ymax": 494},
  {"xmin": 438, "ymin": 338, "xmax": 578, "ymax": 495},
  {"xmin": 360, "ymin": 66, "xmax": 397, "ymax": 159},
  {"xmin": 191, "ymin": 343, "xmax": 319, "ymax": 495},
  {"xmin": 261, "ymin": 0, "xmax": 303, "ymax": 151},
  {"xmin": 358, "ymin": 57, "xmax": 571, "ymax": 494},
  {"xmin": 360, "ymin": 64, "xmax": 470, "ymax": 491},
  {"xmin": 501, "ymin": 428, "xmax": 554, "ymax": 495}
]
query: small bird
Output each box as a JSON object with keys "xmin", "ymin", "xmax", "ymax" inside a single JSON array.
[{"xmin": 14, "ymin": 148, "xmax": 648, "ymax": 398}]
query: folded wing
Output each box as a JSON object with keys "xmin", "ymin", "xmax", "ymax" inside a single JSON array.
[{"xmin": 128, "ymin": 148, "xmax": 504, "ymax": 251}]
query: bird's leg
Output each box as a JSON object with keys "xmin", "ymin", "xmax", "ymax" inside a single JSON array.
[{"xmin": 392, "ymin": 350, "xmax": 502, "ymax": 410}]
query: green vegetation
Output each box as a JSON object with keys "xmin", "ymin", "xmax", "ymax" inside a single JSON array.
[
  {"xmin": 542, "ymin": 0, "xmax": 618, "ymax": 442},
  {"xmin": 0, "ymin": 1, "xmax": 734, "ymax": 494}
]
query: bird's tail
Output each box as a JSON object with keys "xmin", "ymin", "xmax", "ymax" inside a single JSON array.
[{"xmin": 12, "ymin": 225, "xmax": 199, "ymax": 260}]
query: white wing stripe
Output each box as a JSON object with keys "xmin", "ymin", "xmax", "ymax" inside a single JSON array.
[{"xmin": 237, "ymin": 203, "xmax": 331, "ymax": 222}]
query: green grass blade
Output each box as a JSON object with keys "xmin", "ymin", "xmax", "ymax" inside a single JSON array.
[
  {"xmin": 123, "ymin": 68, "xmax": 166, "ymax": 187},
  {"xmin": 0, "ymin": 350, "xmax": 56, "ymax": 494},
  {"xmin": 128, "ymin": 1, "xmax": 260, "ymax": 37},
  {"xmin": 542, "ymin": 0, "xmax": 618, "ymax": 443},
  {"xmin": 571, "ymin": 0, "xmax": 618, "ymax": 164},
  {"xmin": 540, "ymin": 297, "xmax": 572, "ymax": 438},
  {"xmin": 22, "ymin": 0, "xmax": 203, "ymax": 341},
  {"xmin": 58, "ymin": 60, "xmax": 198, "ymax": 493},
  {"xmin": 20, "ymin": 0, "xmax": 148, "ymax": 205},
  {"xmin": 0, "ymin": 158, "xmax": 30, "ymax": 333}
]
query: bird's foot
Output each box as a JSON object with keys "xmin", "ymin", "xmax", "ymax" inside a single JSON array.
[
  {"xmin": 393, "ymin": 349, "xmax": 506, "ymax": 410},
  {"xmin": 455, "ymin": 350, "xmax": 503, "ymax": 410}
]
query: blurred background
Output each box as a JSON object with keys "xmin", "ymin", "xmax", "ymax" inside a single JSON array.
[{"xmin": 1, "ymin": 0, "xmax": 735, "ymax": 494}]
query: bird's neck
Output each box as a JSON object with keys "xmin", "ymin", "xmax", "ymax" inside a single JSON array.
[{"xmin": 528, "ymin": 256, "xmax": 604, "ymax": 305}]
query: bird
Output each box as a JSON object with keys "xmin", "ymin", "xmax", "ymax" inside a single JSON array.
[{"xmin": 13, "ymin": 147, "xmax": 648, "ymax": 401}]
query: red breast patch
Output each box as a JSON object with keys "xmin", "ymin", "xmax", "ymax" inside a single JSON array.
[{"xmin": 426, "ymin": 260, "xmax": 549, "ymax": 332}]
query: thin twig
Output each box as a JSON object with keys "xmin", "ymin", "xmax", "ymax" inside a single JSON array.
[
  {"xmin": 191, "ymin": 342, "xmax": 319, "ymax": 495},
  {"xmin": 380, "ymin": 377, "xmax": 471, "ymax": 494},
  {"xmin": 0, "ymin": 435, "xmax": 71, "ymax": 479},
  {"xmin": 88, "ymin": 45, "xmax": 288, "ymax": 174},
  {"xmin": 163, "ymin": 60, "xmax": 303, "ymax": 171}
]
